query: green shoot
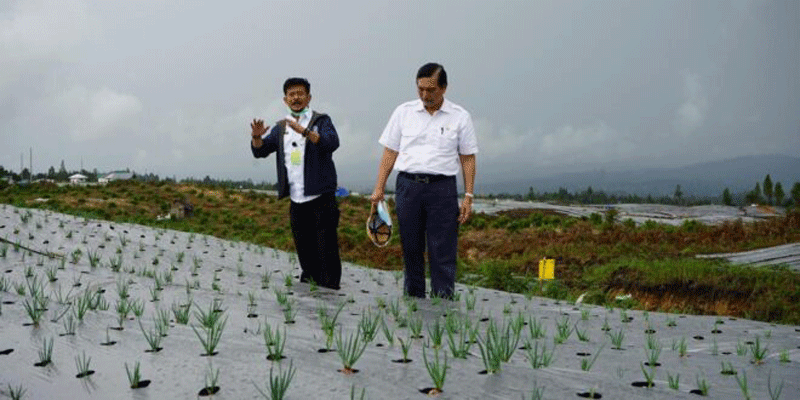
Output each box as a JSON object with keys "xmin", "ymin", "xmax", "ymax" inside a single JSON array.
[
  {"xmin": 192, "ymin": 315, "xmax": 227, "ymax": 356},
  {"xmin": 580, "ymin": 344, "xmax": 604, "ymax": 371},
  {"xmin": 667, "ymin": 372, "xmax": 680, "ymax": 390},
  {"xmin": 336, "ymin": 329, "xmax": 369, "ymax": 373},
  {"xmin": 749, "ymin": 335, "xmax": 768, "ymax": 364},
  {"xmin": 125, "ymin": 361, "xmax": 142, "ymax": 388},
  {"xmin": 768, "ymin": 370, "xmax": 784, "ymax": 400},
  {"xmin": 526, "ymin": 340, "xmax": 554, "ymax": 369},
  {"xmin": 37, "ymin": 337, "xmax": 54, "ymax": 366},
  {"xmin": 734, "ymin": 370, "xmax": 751, "ymax": 400},
  {"xmin": 264, "ymin": 322, "xmax": 286, "ymax": 361},
  {"xmin": 423, "ymin": 346, "xmax": 449, "ymax": 392},
  {"xmin": 254, "ymin": 360, "xmax": 296, "ymax": 400},
  {"xmin": 695, "ymin": 374, "xmax": 710, "ymax": 396}
]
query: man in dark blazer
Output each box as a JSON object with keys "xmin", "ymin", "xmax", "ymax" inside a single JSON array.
[{"xmin": 250, "ymin": 77, "xmax": 341, "ymax": 289}]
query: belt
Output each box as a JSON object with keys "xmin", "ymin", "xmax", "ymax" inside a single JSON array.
[{"xmin": 399, "ymin": 171, "xmax": 453, "ymax": 184}]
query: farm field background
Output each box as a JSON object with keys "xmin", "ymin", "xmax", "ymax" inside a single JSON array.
[{"xmin": 2, "ymin": 181, "xmax": 800, "ymax": 324}]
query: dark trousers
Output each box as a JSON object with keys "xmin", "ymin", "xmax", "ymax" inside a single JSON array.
[
  {"xmin": 395, "ymin": 172, "xmax": 459, "ymax": 298},
  {"xmin": 289, "ymin": 192, "xmax": 341, "ymax": 289}
]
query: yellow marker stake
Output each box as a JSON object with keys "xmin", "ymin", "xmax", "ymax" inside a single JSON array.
[{"xmin": 539, "ymin": 258, "xmax": 555, "ymax": 280}]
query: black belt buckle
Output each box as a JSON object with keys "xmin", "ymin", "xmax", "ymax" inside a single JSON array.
[{"xmin": 414, "ymin": 175, "xmax": 430, "ymax": 184}]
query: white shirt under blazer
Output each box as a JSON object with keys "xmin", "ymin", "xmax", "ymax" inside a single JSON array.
[
  {"xmin": 379, "ymin": 98, "xmax": 478, "ymax": 177},
  {"xmin": 283, "ymin": 109, "xmax": 320, "ymax": 204}
]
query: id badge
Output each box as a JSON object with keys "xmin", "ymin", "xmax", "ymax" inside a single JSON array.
[{"xmin": 290, "ymin": 148, "xmax": 301, "ymax": 166}]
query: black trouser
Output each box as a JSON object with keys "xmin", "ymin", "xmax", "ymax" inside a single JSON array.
[
  {"xmin": 289, "ymin": 192, "xmax": 341, "ymax": 289},
  {"xmin": 395, "ymin": 172, "xmax": 459, "ymax": 298}
]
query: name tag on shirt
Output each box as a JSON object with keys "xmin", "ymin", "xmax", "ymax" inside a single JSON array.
[{"xmin": 290, "ymin": 148, "xmax": 301, "ymax": 166}]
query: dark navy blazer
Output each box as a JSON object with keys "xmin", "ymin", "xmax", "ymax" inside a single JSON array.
[{"xmin": 251, "ymin": 113, "xmax": 339, "ymax": 200}]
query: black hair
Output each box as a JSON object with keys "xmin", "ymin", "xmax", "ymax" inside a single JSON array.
[
  {"xmin": 416, "ymin": 63, "xmax": 447, "ymax": 88},
  {"xmin": 283, "ymin": 77, "xmax": 310, "ymax": 95}
]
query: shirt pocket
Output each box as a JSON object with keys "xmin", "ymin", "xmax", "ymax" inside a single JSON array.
[{"xmin": 436, "ymin": 125, "xmax": 458, "ymax": 151}]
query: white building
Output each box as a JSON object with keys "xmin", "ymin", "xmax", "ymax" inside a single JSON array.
[
  {"xmin": 98, "ymin": 171, "xmax": 134, "ymax": 184},
  {"xmin": 69, "ymin": 174, "xmax": 87, "ymax": 185}
]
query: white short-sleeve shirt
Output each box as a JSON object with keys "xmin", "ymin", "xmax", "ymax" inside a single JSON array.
[
  {"xmin": 378, "ymin": 98, "xmax": 478, "ymax": 176},
  {"xmin": 283, "ymin": 109, "xmax": 320, "ymax": 204}
]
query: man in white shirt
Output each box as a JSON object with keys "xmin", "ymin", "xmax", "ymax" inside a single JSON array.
[
  {"xmin": 251, "ymin": 77, "xmax": 342, "ymax": 289},
  {"xmin": 371, "ymin": 63, "xmax": 478, "ymax": 299}
]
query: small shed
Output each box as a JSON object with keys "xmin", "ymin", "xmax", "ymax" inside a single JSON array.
[{"xmin": 69, "ymin": 174, "xmax": 87, "ymax": 185}]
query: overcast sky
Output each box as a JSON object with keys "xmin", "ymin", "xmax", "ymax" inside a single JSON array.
[{"xmin": 2, "ymin": 0, "xmax": 798, "ymax": 192}]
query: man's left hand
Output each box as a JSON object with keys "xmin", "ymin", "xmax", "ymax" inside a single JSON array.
[
  {"xmin": 284, "ymin": 118, "xmax": 305, "ymax": 135},
  {"xmin": 458, "ymin": 196, "xmax": 472, "ymax": 224}
]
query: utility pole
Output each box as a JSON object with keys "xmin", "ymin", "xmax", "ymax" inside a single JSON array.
[{"xmin": 29, "ymin": 147, "xmax": 32, "ymax": 180}]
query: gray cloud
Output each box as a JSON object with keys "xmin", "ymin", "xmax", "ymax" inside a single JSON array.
[{"xmin": 1, "ymin": 0, "xmax": 797, "ymax": 191}]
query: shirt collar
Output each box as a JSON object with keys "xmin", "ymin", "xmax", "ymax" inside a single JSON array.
[{"xmin": 414, "ymin": 98, "xmax": 451, "ymax": 114}]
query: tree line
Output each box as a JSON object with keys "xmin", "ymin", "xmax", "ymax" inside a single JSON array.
[
  {"xmin": 486, "ymin": 174, "xmax": 800, "ymax": 208},
  {"xmin": 0, "ymin": 162, "xmax": 276, "ymax": 191}
]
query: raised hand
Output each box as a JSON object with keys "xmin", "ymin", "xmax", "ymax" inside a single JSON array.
[{"xmin": 250, "ymin": 119, "xmax": 270, "ymax": 138}]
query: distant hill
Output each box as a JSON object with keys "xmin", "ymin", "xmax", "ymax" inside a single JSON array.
[{"xmin": 481, "ymin": 154, "xmax": 800, "ymax": 197}]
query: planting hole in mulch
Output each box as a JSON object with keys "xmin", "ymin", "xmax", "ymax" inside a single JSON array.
[
  {"xmin": 200, "ymin": 351, "xmax": 218, "ymax": 357},
  {"xmin": 76, "ymin": 370, "xmax": 95, "ymax": 378},
  {"xmin": 145, "ymin": 347, "xmax": 163, "ymax": 353},
  {"xmin": 392, "ymin": 358, "xmax": 412, "ymax": 363},
  {"xmin": 198, "ymin": 386, "xmax": 220, "ymax": 396},
  {"xmin": 576, "ymin": 391, "xmax": 602, "ymax": 398},
  {"xmin": 2, "ymin": 301, "xmax": 15, "ymax": 305},
  {"xmin": 689, "ymin": 389, "xmax": 706, "ymax": 395},
  {"xmin": 247, "ymin": 313, "xmax": 258, "ymax": 318},
  {"xmin": 644, "ymin": 329, "xmax": 656, "ymax": 334},
  {"xmin": 722, "ymin": 351, "xmax": 732, "ymax": 355},
  {"xmin": 644, "ymin": 362, "xmax": 661, "ymax": 367},
  {"xmin": 376, "ymin": 343, "xmax": 384, "ymax": 347},
  {"xmin": 318, "ymin": 349, "xmax": 336, "ymax": 353},
  {"xmin": 721, "ymin": 370, "xmax": 737, "ymax": 375},
  {"xmin": 266, "ymin": 354, "xmax": 286, "ymax": 361},
  {"xmin": 631, "ymin": 382, "xmax": 654, "ymax": 388},
  {"xmin": 576, "ymin": 352, "xmax": 591, "ymax": 357},
  {"xmin": 711, "ymin": 329, "xmax": 722, "ymax": 334},
  {"xmin": 110, "ymin": 327, "xmax": 124, "ymax": 331},
  {"xmin": 100, "ymin": 341, "xmax": 116, "ymax": 346},
  {"xmin": 693, "ymin": 336, "xmax": 705, "ymax": 340},
  {"xmin": 34, "ymin": 360, "xmax": 51, "ymax": 367},
  {"xmin": 0, "ymin": 349, "xmax": 14, "ymax": 355},
  {"xmin": 420, "ymin": 388, "xmax": 442, "ymax": 396},
  {"xmin": 338, "ymin": 368, "xmax": 359, "ymax": 374},
  {"xmin": 480, "ymin": 317, "xmax": 490, "ymax": 322},
  {"xmin": 131, "ymin": 380, "xmax": 151, "ymax": 389}
]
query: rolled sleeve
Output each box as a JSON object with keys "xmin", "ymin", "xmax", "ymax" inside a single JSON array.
[
  {"xmin": 458, "ymin": 113, "xmax": 478, "ymax": 155},
  {"xmin": 378, "ymin": 106, "xmax": 403, "ymax": 151}
]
